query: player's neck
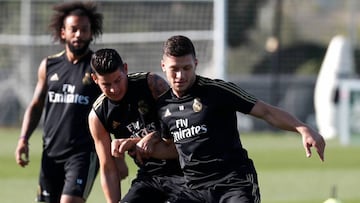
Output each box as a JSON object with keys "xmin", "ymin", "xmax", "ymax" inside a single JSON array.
[{"xmin": 65, "ymin": 48, "xmax": 90, "ymax": 64}]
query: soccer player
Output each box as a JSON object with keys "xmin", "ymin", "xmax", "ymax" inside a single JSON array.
[
  {"xmin": 14, "ymin": 2, "xmax": 104, "ymax": 203},
  {"xmin": 114, "ymin": 35, "xmax": 326, "ymax": 203},
  {"xmin": 88, "ymin": 48, "xmax": 184, "ymax": 203}
]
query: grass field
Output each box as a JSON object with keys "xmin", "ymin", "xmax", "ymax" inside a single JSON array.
[{"xmin": 1, "ymin": 127, "xmax": 359, "ymax": 203}]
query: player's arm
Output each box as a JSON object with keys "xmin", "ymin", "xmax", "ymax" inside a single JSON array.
[
  {"xmin": 249, "ymin": 100, "xmax": 325, "ymax": 161},
  {"xmin": 111, "ymin": 137, "xmax": 141, "ymax": 157},
  {"xmin": 110, "ymin": 132, "xmax": 159, "ymax": 157},
  {"xmin": 112, "ymin": 132, "xmax": 178, "ymax": 161},
  {"xmin": 135, "ymin": 132, "xmax": 178, "ymax": 163},
  {"xmin": 134, "ymin": 132, "xmax": 178, "ymax": 160},
  {"xmin": 89, "ymin": 109, "xmax": 126, "ymax": 203},
  {"xmin": 147, "ymin": 72, "xmax": 169, "ymax": 99},
  {"xmin": 15, "ymin": 58, "xmax": 47, "ymax": 167},
  {"xmin": 149, "ymin": 137, "xmax": 178, "ymax": 159},
  {"xmin": 135, "ymin": 131, "xmax": 162, "ymax": 156}
]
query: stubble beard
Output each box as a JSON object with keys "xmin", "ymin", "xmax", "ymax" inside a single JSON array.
[{"xmin": 68, "ymin": 39, "xmax": 91, "ymax": 56}]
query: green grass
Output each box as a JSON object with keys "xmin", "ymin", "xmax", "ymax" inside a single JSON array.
[{"xmin": 1, "ymin": 128, "xmax": 359, "ymax": 203}]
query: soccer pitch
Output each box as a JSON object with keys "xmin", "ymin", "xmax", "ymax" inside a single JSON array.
[{"xmin": 1, "ymin": 128, "xmax": 359, "ymax": 203}]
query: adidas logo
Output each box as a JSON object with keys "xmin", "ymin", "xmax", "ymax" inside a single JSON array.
[
  {"xmin": 50, "ymin": 73, "xmax": 59, "ymax": 81},
  {"xmin": 164, "ymin": 109, "xmax": 171, "ymax": 117}
]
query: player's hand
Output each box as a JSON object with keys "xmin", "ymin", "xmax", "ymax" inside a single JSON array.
[
  {"xmin": 111, "ymin": 139, "xmax": 127, "ymax": 158},
  {"xmin": 111, "ymin": 138, "xmax": 140, "ymax": 157},
  {"xmin": 15, "ymin": 138, "xmax": 30, "ymax": 167},
  {"xmin": 136, "ymin": 131, "xmax": 161, "ymax": 156},
  {"xmin": 301, "ymin": 128, "xmax": 326, "ymax": 162},
  {"xmin": 134, "ymin": 131, "xmax": 162, "ymax": 164},
  {"xmin": 111, "ymin": 138, "xmax": 145, "ymax": 165}
]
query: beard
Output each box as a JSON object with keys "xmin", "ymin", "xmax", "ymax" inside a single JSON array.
[{"xmin": 67, "ymin": 39, "xmax": 91, "ymax": 56}]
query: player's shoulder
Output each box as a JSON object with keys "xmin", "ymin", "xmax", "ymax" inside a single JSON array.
[
  {"xmin": 46, "ymin": 50, "xmax": 65, "ymax": 65},
  {"xmin": 47, "ymin": 50, "xmax": 65, "ymax": 60},
  {"xmin": 197, "ymin": 75, "xmax": 231, "ymax": 90},
  {"xmin": 127, "ymin": 72, "xmax": 151, "ymax": 93},
  {"xmin": 197, "ymin": 75, "xmax": 224, "ymax": 84},
  {"xmin": 92, "ymin": 93, "xmax": 107, "ymax": 110},
  {"xmin": 128, "ymin": 72, "xmax": 148, "ymax": 81},
  {"xmin": 156, "ymin": 88, "xmax": 174, "ymax": 109},
  {"xmin": 197, "ymin": 75, "xmax": 251, "ymax": 99}
]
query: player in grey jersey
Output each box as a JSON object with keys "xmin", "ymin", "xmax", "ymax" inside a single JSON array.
[{"xmin": 113, "ymin": 35, "xmax": 326, "ymax": 203}]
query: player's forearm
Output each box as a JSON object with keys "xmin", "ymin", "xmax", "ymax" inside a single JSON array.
[
  {"xmin": 100, "ymin": 169, "xmax": 121, "ymax": 203},
  {"xmin": 20, "ymin": 103, "xmax": 43, "ymax": 140},
  {"xmin": 252, "ymin": 100, "xmax": 303, "ymax": 132},
  {"xmin": 267, "ymin": 110, "xmax": 301, "ymax": 132},
  {"xmin": 150, "ymin": 140, "xmax": 178, "ymax": 159}
]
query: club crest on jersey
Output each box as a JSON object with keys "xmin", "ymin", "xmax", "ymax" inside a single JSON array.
[
  {"xmin": 192, "ymin": 98, "xmax": 202, "ymax": 112},
  {"xmin": 112, "ymin": 121, "xmax": 121, "ymax": 129},
  {"xmin": 82, "ymin": 72, "xmax": 92, "ymax": 85}
]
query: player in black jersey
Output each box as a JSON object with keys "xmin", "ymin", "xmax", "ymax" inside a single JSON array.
[
  {"xmin": 15, "ymin": 2, "xmax": 103, "ymax": 203},
  {"xmin": 114, "ymin": 35, "xmax": 326, "ymax": 203},
  {"xmin": 88, "ymin": 48, "xmax": 185, "ymax": 203}
]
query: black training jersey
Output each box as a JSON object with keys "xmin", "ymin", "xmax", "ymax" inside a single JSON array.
[
  {"xmin": 157, "ymin": 75, "xmax": 258, "ymax": 189},
  {"xmin": 93, "ymin": 72, "xmax": 183, "ymax": 177},
  {"xmin": 43, "ymin": 50, "xmax": 101, "ymax": 158}
]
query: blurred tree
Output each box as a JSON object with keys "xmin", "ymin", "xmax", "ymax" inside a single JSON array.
[{"xmin": 227, "ymin": 0, "xmax": 267, "ymax": 47}]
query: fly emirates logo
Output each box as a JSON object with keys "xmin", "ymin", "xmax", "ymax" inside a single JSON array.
[
  {"xmin": 48, "ymin": 84, "xmax": 89, "ymax": 105},
  {"xmin": 172, "ymin": 118, "xmax": 207, "ymax": 142},
  {"xmin": 127, "ymin": 121, "xmax": 156, "ymax": 138}
]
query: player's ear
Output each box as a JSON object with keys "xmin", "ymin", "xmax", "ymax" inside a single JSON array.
[
  {"xmin": 60, "ymin": 27, "xmax": 66, "ymax": 40},
  {"xmin": 161, "ymin": 60, "xmax": 166, "ymax": 72},
  {"xmin": 91, "ymin": 73, "xmax": 98, "ymax": 84},
  {"xmin": 123, "ymin": 63, "xmax": 128, "ymax": 74}
]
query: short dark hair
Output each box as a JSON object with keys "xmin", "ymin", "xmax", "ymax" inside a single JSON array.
[
  {"xmin": 163, "ymin": 35, "xmax": 196, "ymax": 58},
  {"xmin": 91, "ymin": 48, "xmax": 125, "ymax": 75},
  {"xmin": 49, "ymin": 1, "xmax": 103, "ymax": 43}
]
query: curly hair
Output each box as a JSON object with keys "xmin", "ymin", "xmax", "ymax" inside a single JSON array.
[{"xmin": 48, "ymin": 1, "xmax": 103, "ymax": 43}]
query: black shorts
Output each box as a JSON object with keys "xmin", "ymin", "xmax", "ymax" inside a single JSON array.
[
  {"xmin": 121, "ymin": 174, "xmax": 186, "ymax": 203},
  {"xmin": 175, "ymin": 172, "xmax": 261, "ymax": 203},
  {"xmin": 36, "ymin": 150, "xmax": 99, "ymax": 203}
]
